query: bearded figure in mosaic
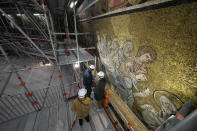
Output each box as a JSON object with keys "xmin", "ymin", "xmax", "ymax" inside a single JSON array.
[{"xmin": 119, "ymin": 45, "xmax": 157, "ymax": 91}]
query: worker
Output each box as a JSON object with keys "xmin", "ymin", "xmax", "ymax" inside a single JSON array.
[
  {"xmin": 71, "ymin": 88, "xmax": 92, "ymax": 126},
  {"xmin": 93, "ymin": 71, "xmax": 106, "ymax": 108},
  {"xmin": 83, "ymin": 65, "xmax": 95, "ymax": 97}
]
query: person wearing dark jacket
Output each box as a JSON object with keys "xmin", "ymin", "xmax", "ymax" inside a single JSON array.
[
  {"xmin": 83, "ymin": 65, "xmax": 95, "ymax": 97},
  {"xmin": 93, "ymin": 71, "xmax": 106, "ymax": 108}
]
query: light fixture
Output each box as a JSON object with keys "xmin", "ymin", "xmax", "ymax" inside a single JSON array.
[
  {"xmin": 70, "ymin": 1, "xmax": 74, "ymax": 8},
  {"xmin": 73, "ymin": 62, "xmax": 80, "ymax": 68},
  {"xmin": 39, "ymin": 62, "xmax": 52, "ymax": 67},
  {"xmin": 16, "ymin": 14, "xmax": 22, "ymax": 16},
  {"xmin": 45, "ymin": 63, "xmax": 52, "ymax": 66},
  {"xmin": 74, "ymin": 1, "xmax": 78, "ymax": 5},
  {"xmin": 33, "ymin": 14, "xmax": 41, "ymax": 16},
  {"xmin": 70, "ymin": 0, "xmax": 78, "ymax": 8}
]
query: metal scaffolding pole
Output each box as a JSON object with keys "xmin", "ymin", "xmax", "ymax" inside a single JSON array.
[
  {"xmin": 48, "ymin": 12, "xmax": 56, "ymax": 45},
  {"xmin": 46, "ymin": 47, "xmax": 96, "ymax": 52},
  {"xmin": 64, "ymin": 11, "xmax": 71, "ymax": 45},
  {"xmin": 23, "ymin": 9, "xmax": 48, "ymax": 39},
  {"xmin": 41, "ymin": 1, "xmax": 67, "ymax": 103},
  {"xmin": 0, "ymin": 8, "xmax": 53, "ymax": 64},
  {"xmin": 41, "ymin": 1, "xmax": 57, "ymax": 63},
  {"xmin": 53, "ymin": 32, "xmax": 89, "ymax": 36},
  {"xmin": 30, "ymin": 0, "xmax": 42, "ymax": 9},
  {"xmin": 76, "ymin": 0, "xmax": 99, "ymax": 16},
  {"xmin": 73, "ymin": 8, "xmax": 80, "ymax": 71}
]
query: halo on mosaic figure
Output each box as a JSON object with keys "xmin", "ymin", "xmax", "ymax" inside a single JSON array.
[
  {"xmin": 153, "ymin": 90, "xmax": 183, "ymax": 110},
  {"xmin": 137, "ymin": 45, "xmax": 157, "ymax": 63},
  {"xmin": 111, "ymin": 38, "xmax": 120, "ymax": 49}
]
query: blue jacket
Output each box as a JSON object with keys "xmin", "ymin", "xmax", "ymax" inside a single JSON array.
[{"xmin": 83, "ymin": 69, "xmax": 93, "ymax": 87}]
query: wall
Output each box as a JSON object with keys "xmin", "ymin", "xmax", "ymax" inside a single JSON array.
[{"xmin": 82, "ymin": 2, "xmax": 197, "ymax": 129}]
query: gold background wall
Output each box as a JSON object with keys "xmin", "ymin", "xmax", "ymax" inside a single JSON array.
[{"xmin": 89, "ymin": 2, "xmax": 197, "ymax": 110}]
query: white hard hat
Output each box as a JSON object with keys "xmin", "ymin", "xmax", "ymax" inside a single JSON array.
[
  {"xmin": 97, "ymin": 71, "xmax": 104, "ymax": 78},
  {"xmin": 78, "ymin": 88, "xmax": 87, "ymax": 98},
  {"xmin": 89, "ymin": 65, "xmax": 95, "ymax": 70}
]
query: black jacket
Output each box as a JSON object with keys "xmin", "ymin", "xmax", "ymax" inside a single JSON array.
[
  {"xmin": 83, "ymin": 69, "xmax": 93, "ymax": 87},
  {"xmin": 94, "ymin": 78, "xmax": 106, "ymax": 101}
]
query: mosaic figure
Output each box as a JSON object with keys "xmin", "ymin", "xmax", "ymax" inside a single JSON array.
[
  {"xmin": 96, "ymin": 33, "xmax": 157, "ymax": 108},
  {"xmin": 119, "ymin": 45, "xmax": 157, "ymax": 91},
  {"xmin": 140, "ymin": 104, "xmax": 163, "ymax": 129},
  {"xmin": 110, "ymin": 38, "xmax": 124, "ymax": 69},
  {"xmin": 160, "ymin": 95, "xmax": 177, "ymax": 118},
  {"xmin": 96, "ymin": 33, "xmax": 115, "ymax": 73},
  {"xmin": 133, "ymin": 88, "xmax": 150, "ymax": 97},
  {"xmin": 122, "ymin": 40, "xmax": 134, "ymax": 59},
  {"xmin": 140, "ymin": 96, "xmax": 178, "ymax": 129}
]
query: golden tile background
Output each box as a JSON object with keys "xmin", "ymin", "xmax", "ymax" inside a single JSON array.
[{"xmin": 84, "ymin": 3, "xmax": 197, "ymax": 109}]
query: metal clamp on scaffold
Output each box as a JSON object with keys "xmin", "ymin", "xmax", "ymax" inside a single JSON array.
[
  {"xmin": 27, "ymin": 67, "xmax": 32, "ymax": 70},
  {"xmin": 65, "ymin": 48, "xmax": 70, "ymax": 55},
  {"xmin": 58, "ymin": 75, "xmax": 63, "ymax": 78},
  {"xmin": 26, "ymin": 93, "xmax": 32, "ymax": 97},
  {"xmin": 19, "ymin": 82, "xmax": 26, "ymax": 87},
  {"xmin": 18, "ymin": 77, "xmax": 22, "ymax": 80},
  {"xmin": 65, "ymin": 32, "xmax": 69, "ymax": 36},
  {"xmin": 104, "ymin": 94, "xmax": 110, "ymax": 107},
  {"xmin": 40, "ymin": 0, "xmax": 44, "ymax": 5},
  {"xmin": 32, "ymin": 101, "xmax": 38, "ymax": 106},
  {"xmin": 63, "ymin": 92, "xmax": 67, "ymax": 96},
  {"xmin": 128, "ymin": 122, "xmax": 132, "ymax": 127}
]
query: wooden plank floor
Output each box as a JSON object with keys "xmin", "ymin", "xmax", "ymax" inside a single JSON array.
[{"xmin": 0, "ymin": 100, "xmax": 115, "ymax": 131}]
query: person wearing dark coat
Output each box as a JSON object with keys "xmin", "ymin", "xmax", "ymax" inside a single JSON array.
[
  {"xmin": 83, "ymin": 65, "xmax": 95, "ymax": 97},
  {"xmin": 93, "ymin": 71, "xmax": 106, "ymax": 108}
]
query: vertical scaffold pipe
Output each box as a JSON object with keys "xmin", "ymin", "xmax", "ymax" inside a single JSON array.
[
  {"xmin": 73, "ymin": 8, "xmax": 80, "ymax": 72},
  {"xmin": 41, "ymin": 1, "xmax": 57, "ymax": 63}
]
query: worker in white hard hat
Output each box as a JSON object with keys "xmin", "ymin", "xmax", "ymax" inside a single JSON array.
[
  {"xmin": 93, "ymin": 71, "xmax": 106, "ymax": 108},
  {"xmin": 71, "ymin": 88, "xmax": 92, "ymax": 126},
  {"xmin": 83, "ymin": 65, "xmax": 95, "ymax": 97}
]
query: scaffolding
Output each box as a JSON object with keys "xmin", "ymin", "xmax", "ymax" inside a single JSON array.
[{"xmin": 0, "ymin": 0, "xmax": 96, "ymax": 129}]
